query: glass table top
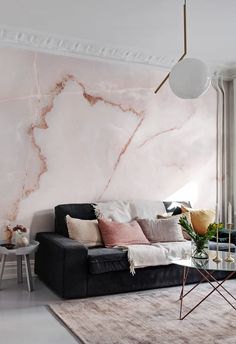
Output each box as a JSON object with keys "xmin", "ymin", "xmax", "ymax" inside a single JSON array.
[{"xmin": 172, "ymin": 250, "xmax": 236, "ymax": 272}]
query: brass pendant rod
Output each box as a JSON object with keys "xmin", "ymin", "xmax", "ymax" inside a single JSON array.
[{"xmin": 154, "ymin": 0, "xmax": 187, "ymax": 94}]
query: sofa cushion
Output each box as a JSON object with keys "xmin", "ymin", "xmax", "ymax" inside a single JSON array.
[
  {"xmin": 181, "ymin": 206, "xmax": 215, "ymax": 235},
  {"xmin": 88, "ymin": 247, "xmax": 129, "ymax": 274},
  {"xmin": 93, "ymin": 200, "xmax": 166, "ymax": 222},
  {"xmin": 163, "ymin": 201, "xmax": 191, "ymax": 214},
  {"xmin": 66, "ymin": 215, "xmax": 103, "ymax": 247},
  {"xmin": 129, "ymin": 200, "xmax": 166, "ymax": 220},
  {"xmin": 98, "ymin": 218, "xmax": 150, "ymax": 247},
  {"xmin": 93, "ymin": 201, "xmax": 131, "ymax": 222},
  {"xmin": 156, "ymin": 212, "xmax": 192, "ymax": 240},
  {"xmin": 208, "ymin": 241, "xmax": 236, "ymax": 253},
  {"xmin": 218, "ymin": 229, "xmax": 236, "ymax": 245},
  {"xmin": 137, "ymin": 217, "xmax": 185, "ymax": 243}
]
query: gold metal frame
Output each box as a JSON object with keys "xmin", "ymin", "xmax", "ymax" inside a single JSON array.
[
  {"xmin": 154, "ymin": 0, "xmax": 187, "ymax": 94},
  {"xmin": 225, "ymin": 224, "xmax": 235, "ymax": 262}
]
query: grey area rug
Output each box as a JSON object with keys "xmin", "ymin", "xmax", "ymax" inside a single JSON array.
[{"xmin": 49, "ymin": 280, "xmax": 236, "ymax": 344}]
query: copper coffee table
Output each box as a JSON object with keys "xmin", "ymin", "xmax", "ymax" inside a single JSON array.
[{"xmin": 173, "ymin": 250, "xmax": 236, "ymax": 320}]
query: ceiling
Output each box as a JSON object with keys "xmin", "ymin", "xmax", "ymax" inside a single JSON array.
[{"xmin": 0, "ymin": 0, "xmax": 235, "ymax": 77}]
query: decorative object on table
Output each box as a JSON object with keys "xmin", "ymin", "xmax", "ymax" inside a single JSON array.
[
  {"xmin": 178, "ymin": 216, "xmax": 223, "ymax": 259},
  {"xmin": 212, "ymin": 223, "xmax": 223, "ymax": 263},
  {"xmin": 2, "ymin": 225, "xmax": 15, "ymax": 249},
  {"xmin": 225, "ymin": 202, "xmax": 234, "ymax": 263},
  {"xmin": 211, "ymin": 204, "xmax": 222, "ymax": 262},
  {"xmin": 192, "ymin": 257, "xmax": 209, "ymax": 268},
  {"xmin": 1, "ymin": 224, "xmax": 29, "ymax": 249},
  {"xmin": 12, "ymin": 224, "xmax": 29, "ymax": 247}
]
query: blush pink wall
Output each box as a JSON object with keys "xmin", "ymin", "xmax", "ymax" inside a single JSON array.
[{"xmin": 0, "ymin": 47, "xmax": 217, "ymax": 237}]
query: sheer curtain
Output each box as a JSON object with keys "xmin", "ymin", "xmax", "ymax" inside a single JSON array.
[{"xmin": 212, "ymin": 75, "xmax": 234, "ymax": 226}]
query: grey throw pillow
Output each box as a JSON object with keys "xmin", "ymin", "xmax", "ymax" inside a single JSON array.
[{"xmin": 137, "ymin": 216, "xmax": 185, "ymax": 243}]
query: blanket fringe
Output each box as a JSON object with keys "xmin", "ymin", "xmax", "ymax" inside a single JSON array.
[
  {"xmin": 129, "ymin": 263, "xmax": 136, "ymax": 276},
  {"xmin": 128, "ymin": 250, "xmax": 136, "ymax": 276}
]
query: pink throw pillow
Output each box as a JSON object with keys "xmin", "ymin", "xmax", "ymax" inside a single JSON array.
[{"xmin": 98, "ymin": 218, "xmax": 150, "ymax": 248}]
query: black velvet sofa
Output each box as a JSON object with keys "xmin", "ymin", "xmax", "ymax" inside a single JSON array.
[{"xmin": 35, "ymin": 203, "xmax": 235, "ymax": 299}]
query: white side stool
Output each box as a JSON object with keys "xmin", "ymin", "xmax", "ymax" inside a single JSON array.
[{"xmin": 0, "ymin": 240, "xmax": 39, "ymax": 292}]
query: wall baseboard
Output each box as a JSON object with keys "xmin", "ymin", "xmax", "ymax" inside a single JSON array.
[{"xmin": 2, "ymin": 259, "xmax": 35, "ymax": 280}]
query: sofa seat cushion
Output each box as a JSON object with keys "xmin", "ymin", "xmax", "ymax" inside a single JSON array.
[
  {"xmin": 208, "ymin": 241, "xmax": 236, "ymax": 253},
  {"xmin": 88, "ymin": 247, "xmax": 129, "ymax": 274}
]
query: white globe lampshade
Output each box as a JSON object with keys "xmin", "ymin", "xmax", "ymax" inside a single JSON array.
[{"xmin": 169, "ymin": 58, "xmax": 211, "ymax": 99}]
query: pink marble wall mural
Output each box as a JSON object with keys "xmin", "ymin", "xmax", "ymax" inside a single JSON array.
[{"xmin": 0, "ymin": 47, "xmax": 217, "ymax": 237}]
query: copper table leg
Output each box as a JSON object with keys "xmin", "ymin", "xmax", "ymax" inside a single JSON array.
[
  {"xmin": 203, "ymin": 269, "xmax": 236, "ymax": 302},
  {"xmin": 179, "ymin": 268, "xmax": 236, "ymax": 320}
]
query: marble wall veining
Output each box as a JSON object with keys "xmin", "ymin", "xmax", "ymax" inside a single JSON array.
[{"xmin": 0, "ymin": 47, "xmax": 217, "ymax": 238}]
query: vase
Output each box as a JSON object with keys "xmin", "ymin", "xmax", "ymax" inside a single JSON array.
[
  {"xmin": 14, "ymin": 231, "xmax": 29, "ymax": 247},
  {"xmin": 191, "ymin": 240, "xmax": 209, "ymax": 259}
]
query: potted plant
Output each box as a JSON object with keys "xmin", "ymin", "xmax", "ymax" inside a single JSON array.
[{"xmin": 179, "ymin": 215, "xmax": 223, "ymax": 259}]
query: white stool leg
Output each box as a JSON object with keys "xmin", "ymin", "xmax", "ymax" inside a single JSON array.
[
  {"xmin": 17, "ymin": 255, "xmax": 23, "ymax": 284},
  {"xmin": 0, "ymin": 254, "xmax": 6, "ymax": 289},
  {"xmin": 24, "ymin": 254, "xmax": 34, "ymax": 292}
]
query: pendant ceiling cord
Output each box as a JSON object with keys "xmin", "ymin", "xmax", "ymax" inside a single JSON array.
[{"xmin": 154, "ymin": 0, "xmax": 187, "ymax": 94}]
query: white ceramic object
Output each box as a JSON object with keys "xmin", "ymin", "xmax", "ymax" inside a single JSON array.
[
  {"xmin": 169, "ymin": 58, "xmax": 211, "ymax": 99},
  {"xmin": 14, "ymin": 230, "xmax": 29, "ymax": 247},
  {"xmin": 16, "ymin": 235, "xmax": 29, "ymax": 247}
]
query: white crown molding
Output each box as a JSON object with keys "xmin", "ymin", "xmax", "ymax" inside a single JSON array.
[
  {"xmin": 0, "ymin": 25, "xmax": 234, "ymax": 79},
  {"xmin": 0, "ymin": 25, "xmax": 178, "ymax": 70}
]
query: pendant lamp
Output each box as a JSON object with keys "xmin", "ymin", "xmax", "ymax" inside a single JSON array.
[{"xmin": 154, "ymin": 0, "xmax": 211, "ymax": 99}]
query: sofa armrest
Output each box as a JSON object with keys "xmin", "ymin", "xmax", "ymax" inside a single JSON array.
[{"xmin": 35, "ymin": 232, "xmax": 88, "ymax": 298}]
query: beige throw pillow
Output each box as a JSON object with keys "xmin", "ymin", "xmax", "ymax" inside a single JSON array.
[
  {"xmin": 66, "ymin": 215, "xmax": 103, "ymax": 247},
  {"xmin": 137, "ymin": 216, "xmax": 185, "ymax": 243}
]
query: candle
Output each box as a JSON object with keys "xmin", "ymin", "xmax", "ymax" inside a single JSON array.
[{"xmin": 228, "ymin": 202, "xmax": 232, "ymax": 224}]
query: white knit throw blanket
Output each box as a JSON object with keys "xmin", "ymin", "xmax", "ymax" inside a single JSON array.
[
  {"xmin": 127, "ymin": 244, "xmax": 168, "ymax": 275},
  {"xmin": 124, "ymin": 241, "xmax": 191, "ymax": 275}
]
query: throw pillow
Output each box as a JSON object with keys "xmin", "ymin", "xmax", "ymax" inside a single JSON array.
[
  {"xmin": 181, "ymin": 206, "xmax": 215, "ymax": 235},
  {"xmin": 93, "ymin": 201, "xmax": 131, "ymax": 222},
  {"xmin": 163, "ymin": 201, "xmax": 191, "ymax": 214},
  {"xmin": 129, "ymin": 200, "xmax": 166, "ymax": 220},
  {"xmin": 93, "ymin": 200, "xmax": 166, "ymax": 222},
  {"xmin": 98, "ymin": 218, "xmax": 150, "ymax": 248},
  {"xmin": 66, "ymin": 215, "xmax": 103, "ymax": 247},
  {"xmin": 157, "ymin": 212, "xmax": 192, "ymax": 240},
  {"xmin": 172, "ymin": 206, "xmax": 182, "ymax": 216},
  {"xmin": 137, "ymin": 216, "xmax": 185, "ymax": 243}
]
